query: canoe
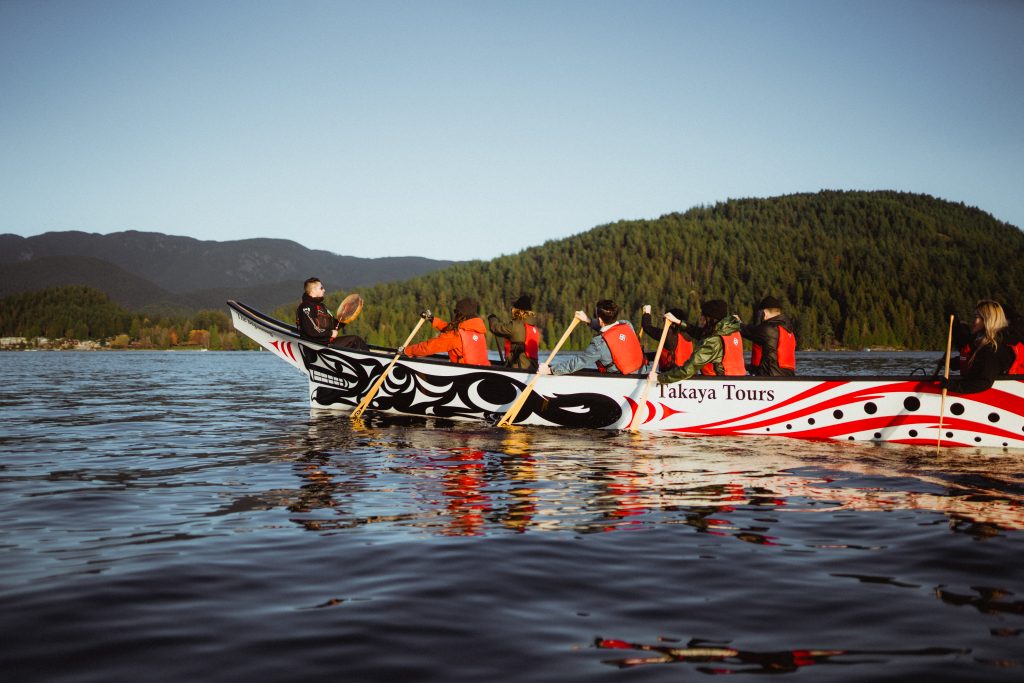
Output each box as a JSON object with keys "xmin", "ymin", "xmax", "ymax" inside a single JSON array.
[{"xmin": 228, "ymin": 301, "xmax": 1024, "ymax": 449}]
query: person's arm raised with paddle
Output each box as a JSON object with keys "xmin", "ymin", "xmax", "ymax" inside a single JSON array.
[{"xmin": 627, "ymin": 310, "xmax": 679, "ymax": 432}]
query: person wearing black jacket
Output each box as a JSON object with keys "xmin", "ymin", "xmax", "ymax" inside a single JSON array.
[
  {"xmin": 295, "ymin": 277, "xmax": 368, "ymax": 349},
  {"xmin": 941, "ymin": 299, "xmax": 1015, "ymax": 394},
  {"xmin": 740, "ymin": 296, "xmax": 797, "ymax": 376}
]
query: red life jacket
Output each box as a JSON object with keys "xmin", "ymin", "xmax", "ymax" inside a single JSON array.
[
  {"xmin": 701, "ymin": 331, "xmax": 746, "ymax": 376},
  {"xmin": 958, "ymin": 341, "xmax": 973, "ymax": 372},
  {"xmin": 1009, "ymin": 341, "xmax": 1024, "ymax": 375},
  {"xmin": 503, "ymin": 321, "xmax": 541, "ymax": 361},
  {"xmin": 777, "ymin": 327, "xmax": 797, "ymax": 371},
  {"xmin": 750, "ymin": 326, "xmax": 797, "ymax": 371},
  {"xmin": 658, "ymin": 332, "xmax": 693, "ymax": 371},
  {"xmin": 457, "ymin": 325, "xmax": 491, "ymax": 366},
  {"xmin": 599, "ymin": 322, "xmax": 644, "ymax": 374}
]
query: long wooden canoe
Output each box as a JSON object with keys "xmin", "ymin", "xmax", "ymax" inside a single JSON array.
[{"xmin": 228, "ymin": 301, "xmax": 1024, "ymax": 449}]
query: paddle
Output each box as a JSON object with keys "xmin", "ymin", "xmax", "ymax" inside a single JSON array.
[
  {"xmin": 936, "ymin": 313, "xmax": 954, "ymax": 449},
  {"xmin": 627, "ymin": 312, "xmax": 678, "ymax": 432},
  {"xmin": 497, "ymin": 315, "xmax": 581, "ymax": 427},
  {"xmin": 351, "ymin": 316, "xmax": 427, "ymax": 419}
]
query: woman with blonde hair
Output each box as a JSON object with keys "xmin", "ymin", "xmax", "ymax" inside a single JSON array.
[
  {"xmin": 942, "ymin": 299, "xmax": 1016, "ymax": 394},
  {"xmin": 488, "ymin": 294, "xmax": 541, "ymax": 370}
]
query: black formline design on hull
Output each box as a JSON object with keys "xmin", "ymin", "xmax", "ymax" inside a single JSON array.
[{"xmin": 300, "ymin": 345, "xmax": 624, "ymax": 428}]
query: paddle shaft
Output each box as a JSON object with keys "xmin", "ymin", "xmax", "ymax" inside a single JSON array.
[
  {"xmin": 936, "ymin": 314, "xmax": 954, "ymax": 449},
  {"xmin": 628, "ymin": 316, "xmax": 673, "ymax": 432},
  {"xmin": 497, "ymin": 317, "xmax": 581, "ymax": 427},
  {"xmin": 351, "ymin": 316, "xmax": 427, "ymax": 419}
]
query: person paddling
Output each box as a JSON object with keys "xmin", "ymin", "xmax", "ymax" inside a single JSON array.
[
  {"xmin": 939, "ymin": 300, "xmax": 1015, "ymax": 394},
  {"xmin": 641, "ymin": 304, "xmax": 696, "ymax": 371},
  {"xmin": 741, "ymin": 295, "xmax": 797, "ymax": 376},
  {"xmin": 657, "ymin": 299, "xmax": 745, "ymax": 383},
  {"xmin": 401, "ymin": 297, "xmax": 491, "ymax": 365},
  {"xmin": 488, "ymin": 294, "xmax": 541, "ymax": 370},
  {"xmin": 537, "ymin": 299, "xmax": 643, "ymax": 376}
]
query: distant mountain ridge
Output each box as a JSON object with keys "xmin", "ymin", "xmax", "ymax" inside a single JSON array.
[{"xmin": 0, "ymin": 231, "xmax": 457, "ymax": 314}]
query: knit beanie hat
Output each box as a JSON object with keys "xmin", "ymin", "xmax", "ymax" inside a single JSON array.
[
  {"xmin": 757, "ymin": 295, "xmax": 782, "ymax": 310},
  {"xmin": 512, "ymin": 294, "xmax": 532, "ymax": 311},
  {"xmin": 455, "ymin": 297, "xmax": 479, "ymax": 318},
  {"xmin": 700, "ymin": 299, "xmax": 728, "ymax": 320}
]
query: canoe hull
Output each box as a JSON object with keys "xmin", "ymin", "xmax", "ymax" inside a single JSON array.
[{"xmin": 229, "ymin": 301, "xmax": 1024, "ymax": 449}]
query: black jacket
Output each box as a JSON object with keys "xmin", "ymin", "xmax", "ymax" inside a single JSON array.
[
  {"xmin": 296, "ymin": 295, "xmax": 340, "ymax": 344},
  {"xmin": 945, "ymin": 333, "xmax": 1016, "ymax": 394}
]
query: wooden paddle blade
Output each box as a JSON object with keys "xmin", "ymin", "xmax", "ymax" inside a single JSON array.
[
  {"xmin": 497, "ymin": 316, "xmax": 581, "ymax": 428},
  {"xmin": 336, "ymin": 294, "xmax": 364, "ymax": 324},
  {"xmin": 497, "ymin": 376, "xmax": 539, "ymax": 427},
  {"xmin": 351, "ymin": 316, "xmax": 426, "ymax": 420}
]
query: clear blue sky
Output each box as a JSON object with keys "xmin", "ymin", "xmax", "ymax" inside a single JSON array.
[{"xmin": 2, "ymin": 0, "xmax": 1022, "ymax": 261}]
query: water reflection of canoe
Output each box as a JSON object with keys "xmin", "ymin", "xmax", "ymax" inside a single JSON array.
[{"xmin": 228, "ymin": 301, "xmax": 1024, "ymax": 450}]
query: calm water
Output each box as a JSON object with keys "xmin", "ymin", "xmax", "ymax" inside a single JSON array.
[{"xmin": 1, "ymin": 351, "xmax": 1021, "ymax": 682}]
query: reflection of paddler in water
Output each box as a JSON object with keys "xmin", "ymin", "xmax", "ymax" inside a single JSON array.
[
  {"xmin": 284, "ymin": 418, "xmax": 366, "ymax": 531},
  {"xmin": 440, "ymin": 448, "xmax": 491, "ymax": 536},
  {"xmin": 498, "ymin": 430, "xmax": 537, "ymax": 533},
  {"xmin": 594, "ymin": 637, "xmax": 960, "ymax": 673},
  {"xmin": 600, "ymin": 468, "xmax": 650, "ymax": 532},
  {"xmin": 287, "ymin": 452, "xmax": 342, "ymax": 530}
]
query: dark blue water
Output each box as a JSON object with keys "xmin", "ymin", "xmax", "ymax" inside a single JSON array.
[{"xmin": 1, "ymin": 351, "xmax": 1021, "ymax": 681}]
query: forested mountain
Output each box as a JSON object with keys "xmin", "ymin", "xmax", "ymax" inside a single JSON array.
[
  {"xmin": 317, "ymin": 191, "xmax": 1023, "ymax": 351},
  {"xmin": 0, "ymin": 230, "xmax": 456, "ymax": 313},
  {"xmin": 5, "ymin": 191, "xmax": 1021, "ymax": 351}
]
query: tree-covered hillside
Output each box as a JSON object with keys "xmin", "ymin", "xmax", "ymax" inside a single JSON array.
[
  {"xmin": 315, "ymin": 191, "xmax": 1023, "ymax": 351},
  {"xmin": 0, "ymin": 286, "xmax": 251, "ymax": 349}
]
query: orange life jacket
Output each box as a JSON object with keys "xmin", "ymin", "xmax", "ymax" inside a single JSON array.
[
  {"xmin": 750, "ymin": 326, "xmax": 797, "ymax": 371},
  {"xmin": 503, "ymin": 321, "xmax": 541, "ymax": 361},
  {"xmin": 658, "ymin": 331, "xmax": 694, "ymax": 371},
  {"xmin": 599, "ymin": 322, "xmax": 644, "ymax": 374},
  {"xmin": 457, "ymin": 325, "xmax": 491, "ymax": 366},
  {"xmin": 701, "ymin": 331, "xmax": 746, "ymax": 376}
]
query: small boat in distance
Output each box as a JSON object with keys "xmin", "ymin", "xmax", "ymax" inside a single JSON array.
[{"xmin": 228, "ymin": 301, "xmax": 1024, "ymax": 450}]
